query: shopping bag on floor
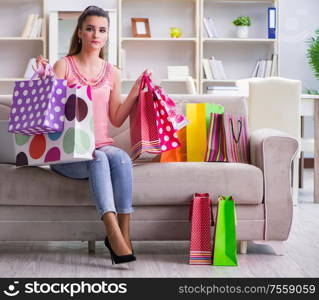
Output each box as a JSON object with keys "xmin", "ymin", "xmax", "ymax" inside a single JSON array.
[
  {"xmin": 14, "ymin": 84, "xmax": 95, "ymax": 166},
  {"xmin": 130, "ymin": 73, "xmax": 181, "ymax": 160},
  {"xmin": 224, "ymin": 112, "xmax": 250, "ymax": 163},
  {"xmin": 212, "ymin": 196, "xmax": 238, "ymax": 266},
  {"xmin": 189, "ymin": 193, "xmax": 214, "ymax": 265},
  {"xmin": 8, "ymin": 64, "xmax": 66, "ymax": 135}
]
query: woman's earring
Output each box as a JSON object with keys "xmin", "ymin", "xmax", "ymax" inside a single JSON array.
[{"xmin": 78, "ymin": 38, "xmax": 81, "ymax": 44}]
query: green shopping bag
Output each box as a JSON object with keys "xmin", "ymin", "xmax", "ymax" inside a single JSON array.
[{"xmin": 212, "ymin": 196, "xmax": 238, "ymax": 266}]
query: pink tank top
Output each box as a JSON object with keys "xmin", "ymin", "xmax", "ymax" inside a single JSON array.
[{"xmin": 62, "ymin": 55, "xmax": 115, "ymax": 149}]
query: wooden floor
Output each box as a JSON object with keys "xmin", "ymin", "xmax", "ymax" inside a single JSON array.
[{"xmin": 0, "ymin": 170, "xmax": 318, "ymax": 278}]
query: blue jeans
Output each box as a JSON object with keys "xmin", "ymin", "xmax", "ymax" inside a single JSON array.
[{"xmin": 50, "ymin": 145, "xmax": 134, "ymax": 220}]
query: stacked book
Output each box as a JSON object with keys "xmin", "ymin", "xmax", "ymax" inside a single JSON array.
[
  {"xmin": 251, "ymin": 54, "xmax": 278, "ymax": 78},
  {"xmin": 21, "ymin": 14, "xmax": 43, "ymax": 38},
  {"xmin": 206, "ymin": 86, "xmax": 238, "ymax": 95},
  {"xmin": 202, "ymin": 57, "xmax": 227, "ymax": 80},
  {"xmin": 203, "ymin": 17, "xmax": 218, "ymax": 38}
]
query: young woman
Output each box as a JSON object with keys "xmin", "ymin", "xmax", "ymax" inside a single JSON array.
[{"xmin": 36, "ymin": 5, "xmax": 152, "ymax": 264}]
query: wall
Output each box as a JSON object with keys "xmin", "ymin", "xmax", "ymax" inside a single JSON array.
[
  {"xmin": 279, "ymin": 0, "xmax": 318, "ymax": 150},
  {"xmin": 279, "ymin": 0, "xmax": 318, "ymax": 91}
]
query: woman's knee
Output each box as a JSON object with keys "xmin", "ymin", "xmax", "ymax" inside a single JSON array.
[
  {"xmin": 104, "ymin": 147, "xmax": 132, "ymax": 167},
  {"xmin": 93, "ymin": 149, "xmax": 108, "ymax": 162}
]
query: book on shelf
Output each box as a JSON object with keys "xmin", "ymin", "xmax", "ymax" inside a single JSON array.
[
  {"xmin": 251, "ymin": 61, "xmax": 260, "ymax": 78},
  {"xmin": 185, "ymin": 76, "xmax": 197, "ymax": 94},
  {"xmin": 251, "ymin": 55, "xmax": 278, "ymax": 78},
  {"xmin": 270, "ymin": 54, "xmax": 278, "ymax": 76},
  {"xmin": 204, "ymin": 57, "xmax": 227, "ymax": 80},
  {"xmin": 21, "ymin": 14, "xmax": 35, "ymax": 37},
  {"xmin": 202, "ymin": 59, "xmax": 213, "ymax": 80},
  {"xmin": 217, "ymin": 60, "xmax": 227, "ymax": 80},
  {"xmin": 21, "ymin": 14, "xmax": 43, "ymax": 38},
  {"xmin": 203, "ymin": 17, "xmax": 218, "ymax": 38},
  {"xmin": 257, "ymin": 60, "xmax": 266, "ymax": 77},
  {"xmin": 265, "ymin": 59, "xmax": 272, "ymax": 77}
]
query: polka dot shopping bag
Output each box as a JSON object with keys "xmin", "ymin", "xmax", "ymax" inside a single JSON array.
[
  {"xmin": 14, "ymin": 84, "xmax": 95, "ymax": 167},
  {"xmin": 189, "ymin": 193, "xmax": 214, "ymax": 265},
  {"xmin": 130, "ymin": 73, "xmax": 183, "ymax": 160},
  {"xmin": 8, "ymin": 64, "xmax": 66, "ymax": 135}
]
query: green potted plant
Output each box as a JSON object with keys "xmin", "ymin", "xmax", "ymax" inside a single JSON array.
[
  {"xmin": 232, "ymin": 16, "xmax": 251, "ymax": 38},
  {"xmin": 306, "ymin": 29, "xmax": 319, "ymax": 94},
  {"xmin": 307, "ymin": 29, "xmax": 319, "ymax": 79}
]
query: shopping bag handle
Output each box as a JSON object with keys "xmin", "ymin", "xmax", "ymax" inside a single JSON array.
[
  {"xmin": 31, "ymin": 63, "xmax": 55, "ymax": 80},
  {"xmin": 189, "ymin": 193, "xmax": 214, "ymax": 226},
  {"xmin": 230, "ymin": 118, "xmax": 242, "ymax": 144},
  {"xmin": 139, "ymin": 72, "xmax": 155, "ymax": 94}
]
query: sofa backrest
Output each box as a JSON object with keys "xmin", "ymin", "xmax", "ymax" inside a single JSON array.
[
  {"xmin": 109, "ymin": 94, "xmax": 248, "ymax": 153},
  {"xmin": 0, "ymin": 95, "xmax": 248, "ymax": 154},
  {"xmin": 0, "ymin": 103, "xmax": 10, "ymax": 120}
]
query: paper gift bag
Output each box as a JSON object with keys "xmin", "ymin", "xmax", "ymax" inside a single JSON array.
[
  {"xmin": 224, "ymin": 112, "xmax": 250, "ymax": 163},
  {"xmin": 154, "ymin": 85, "xmax": 188, "ymax": 131},
  {"xmin": 9, "ymin": 65, "xmax": 66, "ymax": 135},
  {"xmin": 186, "ymin": 103, "xmax": 224, "ymax": 162},
  {"xmin": 212, "ymin": 196, "xmax": 238, "ymax": 266},
  {"xmin": 160, "ymin": 127, "xmax": 187, "ymax": 162},
  {"xmin": 189, "ymin": 193, "xmax": 214, "ymax": 265},
  {"xmin": 205, "ymin": 113, "xmax": 228, "ymax": 162},
  {"xmin": 130, "ymin": 74, "xmax": 180, "ymax": 160},
  {"xmin": 14, "ymin": 85, "xmax": 95, "ymax": 167},
  {"xmin": 186, "ymin": 103, "xmax": 206, "ymax": 162}
]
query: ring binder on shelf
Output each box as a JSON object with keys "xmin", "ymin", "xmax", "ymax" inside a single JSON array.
[{"xmin": 268, "ymin": 7, "xmax": 276, "ymax": 39}]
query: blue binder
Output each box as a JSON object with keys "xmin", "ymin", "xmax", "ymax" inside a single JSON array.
[{"xmin": 268, "ymin": 7, "xmax": 276, "ymax": 39}]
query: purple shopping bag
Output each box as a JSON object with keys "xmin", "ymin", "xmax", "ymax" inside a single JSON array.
[{"xmin": 8, "ymin": 64, "xmax": 66, "ymax": 135}]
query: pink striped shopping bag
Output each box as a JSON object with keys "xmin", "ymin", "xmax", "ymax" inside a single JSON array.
[
  {"xmin": 205, "ymin": 112, "xmax": 228, "ymax": 162},
  {"xmin": 189, "ymin": 193, "xmax": 214, "ymax": 265},
  {"xmin": 224, "ymin": 112, "xmax": 250, "ymax": 163}
]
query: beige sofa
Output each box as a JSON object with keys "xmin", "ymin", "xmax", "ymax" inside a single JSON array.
[{"xmin": 0, "ymin": 95, "xmax": 298, "ymax": 254}]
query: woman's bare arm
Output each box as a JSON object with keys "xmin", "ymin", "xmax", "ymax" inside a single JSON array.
[
  {"xmin": 108, "ymin": 67, "xmax": 151, "ymax": 128},
  {"xmin": 53, "ymin": 59, "xmax": 67, "ymax": 79}
]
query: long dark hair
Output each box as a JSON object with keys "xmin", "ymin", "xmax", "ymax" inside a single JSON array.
[{"xmin": 67, "ymin": 6, "xmax": 110, "ymax": 59}]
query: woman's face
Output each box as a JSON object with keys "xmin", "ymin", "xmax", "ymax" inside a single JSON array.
[{"xmin": 78, "ymin": 16, "xmax": 109, "ymax": 50}]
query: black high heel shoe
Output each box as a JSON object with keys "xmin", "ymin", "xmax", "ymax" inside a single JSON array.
[
  {"xmin": 129, "ymin": 240, "xmax": 135, "ymax": 256},
  {"xmin": 104, "ymin": 237, "xmax": 136, "ymax": 265}
]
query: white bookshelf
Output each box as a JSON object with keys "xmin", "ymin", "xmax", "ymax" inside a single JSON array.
[
  {"xmin": 121, "ymin": 37, "xmax": 198, "ymax": 42},
  {"xmin": 0, "ymin": 0, "xmax": 46, "ymax": 97},
  {"xmin": 119, "ymin": 0, "xmax": 200, "ymax": 94},
  {"xmin": 0, "ymin": 37, "xmax": 45, "ymax": 41},
  {"xmin": 203, "ymin": 37, "xmax": 277, "ymax": 43},
  {"xmin": 200, "ymin": 0, "xmax": 279, "ymax": 93}
]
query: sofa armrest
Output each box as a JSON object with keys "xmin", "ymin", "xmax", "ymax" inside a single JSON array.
[{"xmin": 250, "ymin": 128, "xmax": 299, "ymax": 241}]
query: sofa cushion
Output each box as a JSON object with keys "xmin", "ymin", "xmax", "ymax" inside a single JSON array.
[{"xmin": 0, "ymin": 162, "xmax": 263, "ymax": 206}]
